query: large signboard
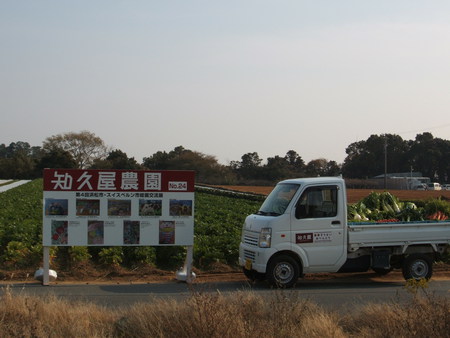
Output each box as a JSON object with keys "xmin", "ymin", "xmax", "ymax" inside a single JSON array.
[{"xmin": 43, "ymin": 169, "xmax": 195, "ymax": 246}]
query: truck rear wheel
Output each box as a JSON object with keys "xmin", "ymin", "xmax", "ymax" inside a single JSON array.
[
  {"xmin": 267, "ymin": 255, "xmax": 299, "ymax": 288},
  {"xmin": 402, "ymin": 254, "xmax": 433, "ymax": 280}
]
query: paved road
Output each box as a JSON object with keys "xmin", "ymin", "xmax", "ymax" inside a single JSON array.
[{"xmin": 2, "ymin": 278, "xmax": 449, "ymax": 310}]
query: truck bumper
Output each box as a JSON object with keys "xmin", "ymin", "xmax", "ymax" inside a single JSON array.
[{"xmin": 239, "ymin": 242, "xmax": 275, "ymax": 274}]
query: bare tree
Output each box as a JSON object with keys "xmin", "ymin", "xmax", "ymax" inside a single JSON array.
[{"xmin": 43, "ymin": 131, "xmax": 109, "ymax": 169}]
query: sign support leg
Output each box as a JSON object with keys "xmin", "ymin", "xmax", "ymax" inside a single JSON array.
[
  {"xmin": 176, "ymin": 245, "xmax": 195, "ymax": 283},
  {"xmin": 43, "ymin": 246, "xmax": 50, "ymax": 286},
  {"xmin": 186, "ymin": 245, "xmax": 194, "ymax": 283}
]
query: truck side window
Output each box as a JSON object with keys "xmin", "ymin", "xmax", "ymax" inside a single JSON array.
[{"xmin": 295, "ymin": 186, "xmax": 338, "ymax": 219}]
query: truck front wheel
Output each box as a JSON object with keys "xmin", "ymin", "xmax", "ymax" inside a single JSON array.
[
  {"xmin": 402, "ymin": 254, "xmax": 433, "ymax": 280},
  {"xmin": 267, "ymin": 255, "xmax": 300, "ymax": 288}
]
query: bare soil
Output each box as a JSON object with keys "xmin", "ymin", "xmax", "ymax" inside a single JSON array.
[
  {"xmin": 2, "ymin": 261, "xmax": 450, "ymax": 285},
  {"xmin": 211, "ymin": 185, "xmax": 450, "ymax": 204}
]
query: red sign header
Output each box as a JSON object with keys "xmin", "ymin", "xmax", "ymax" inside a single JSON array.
[{"xmin": 43, "ymin": 169, "xmax": 195, "ymax": 192}]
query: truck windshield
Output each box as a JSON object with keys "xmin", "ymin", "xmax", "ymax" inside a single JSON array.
[{"xmin": 257, "ymin": 183, "xmax": 300, "ymax": 216}]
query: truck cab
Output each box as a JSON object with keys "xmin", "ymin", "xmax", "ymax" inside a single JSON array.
[{"xmin": 239, "ymin": 177, "xmax": 348, "ymax": 287}]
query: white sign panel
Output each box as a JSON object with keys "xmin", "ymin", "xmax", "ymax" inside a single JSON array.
[{"xmin": 43, "ymin": 169, "xmax": 195, "ymax": 246}]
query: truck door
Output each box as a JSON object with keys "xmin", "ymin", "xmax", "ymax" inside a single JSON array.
[{"xmin": 291, "ymin": 184, "xmax": 346, "ymax": 271}]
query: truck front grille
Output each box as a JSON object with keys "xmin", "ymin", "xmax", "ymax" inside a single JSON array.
[
  {"xmin": 244, "ymin": 233, "xmax": 259, "ymax": 247},
  {"xmin": 243, "ymin": 249, "xmax": 256, "ymax": 262}
]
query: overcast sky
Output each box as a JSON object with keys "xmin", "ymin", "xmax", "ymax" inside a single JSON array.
[{"xmin": 2, "ymin": 1, "xmax": 450, "ymax": 165}]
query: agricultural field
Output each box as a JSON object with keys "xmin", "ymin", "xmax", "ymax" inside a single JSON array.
[
  {"xmin": 211, "ymin": 185, "xmax": 450, "ymax": 203},
  {"xmin": 1, "ymin": 180, "xmax": 449, "ymax": 282},
  {"xmin": 0, "ymin": 180, "xmax": 263, "ymax": 279},
  {"xmin": 0, "ymin": 179, "xmax": 43, "ymax": 270}
]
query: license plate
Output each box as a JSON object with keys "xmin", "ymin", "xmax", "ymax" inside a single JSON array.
[{"xmin": 245, "ymin": 258, "xmax": 252, "ymax": 270}]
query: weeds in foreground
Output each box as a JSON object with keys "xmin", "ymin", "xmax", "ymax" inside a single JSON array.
[
  {"xmin": 341, "ymin": 293, "xmax": 450, "ymax": 337},
  {"xmin": 403, "ymin": 277, "xmax": 430, "ymax": 296},
  {"xmin": 0, "ymin": 286, "xmax": 449, "ymax": 337}
]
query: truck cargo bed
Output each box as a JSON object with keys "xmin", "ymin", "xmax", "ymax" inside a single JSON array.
[{"xmin": 348, "ymin": 221, "xmax": 450, "ymax": 251}]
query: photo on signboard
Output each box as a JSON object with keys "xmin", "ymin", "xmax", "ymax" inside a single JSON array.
[
  {"xmin": 51, "ymin": 220, "xmax": 68, "ymax": 244},
  {"xmin": 169, "ymin": 199, "xmax": 192, "ymax": 216},
  {"xmin": 123, "ymin": 221, "xmax": 140, "ymax": 244},
  {"xmin": 139, "ymin": 199, "xmax": 162, "ymax": 216},
  {"xmin": 107, "ymin": 199, "xmax": 131, "ymax": 216},
  {"xmin": 76, "ymin": 199, "xmax": 100, "ymax": 216},
  {"xmin": 45, "ymin": 199, "xmax": 69, "ymax": 216},
  {"xmin": 159, "ymin": 220, "xmax": 175, "ymax": 244},
  {"xmin": 87, "ymin": 220, "xmax": 104, "ymax": 245}
]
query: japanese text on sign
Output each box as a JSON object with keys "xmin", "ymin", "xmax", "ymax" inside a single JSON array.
[{"xmin": 44, "ymin": 169, "xmax": 194, "ymax": 192}]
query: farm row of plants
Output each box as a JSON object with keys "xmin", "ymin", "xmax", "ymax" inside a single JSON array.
[
  {"xmin": 1, "ymin": 180, "xmax": 449, "ymax": 274},
  {"xmin": 0, "ymin": 179, "xmax": 43, "ymax": 269},
  {"xmin": 0, "ymin": 180, "xmax": 262, "ymax": 273}
]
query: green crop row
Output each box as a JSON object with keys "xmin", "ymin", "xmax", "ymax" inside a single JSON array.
[
  {"xmin": 0, "ymin": 179, "xmax": 43, "ymax": 269},
  {"xmin": 0, "ymin": 180, "xmax": 261, "ymax": 272},
  {"xmin": 194, "ymin": 190, "xmax": 260, "ymax": 267}
]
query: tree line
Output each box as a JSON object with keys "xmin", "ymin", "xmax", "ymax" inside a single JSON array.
[
  {"xmin": 1, "ymin": 131, "xmax": 449, "ymax": 185},
  {"xmin": 342, "ymin": 133, "xmax": 450, "ymax": 183}
]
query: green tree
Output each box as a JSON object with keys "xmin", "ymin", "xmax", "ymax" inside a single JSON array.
[
  {"xmin": 231, "ymin": 150, "xmax": 307, "ymax": 183},
  {"xmin": 0, "ymin": 142, "xmax": 41, "ymax": 179},
  {"xmin": 305, "ymin": 158, "xmax": 328, "ymax": 177},
  {"xmin": 143, "ymin": 146, "xmax": 235, "ymax": 184},
  {"xmin": 0, "ymin": 141, "xmax": 41, "ymax": 160},
  {"xmin": 264, "ymin": 155, "xmax": 290, "ymax": 181},
  {"xmin": 409, "ymin": 133, "xmax": 450, "ymax": 182},
  {"xmin": 434, "ymin": 138, "xmax": 450, "ymax": 183},
  {"xmin": 142, "ymin": 150, "xmax": 172, "ymax": 170},
  {"xmin": 0, "ymin": 155, "xmax": 35, "ymax": 179},
  {"xmin": 90, "ymin": 149, "xmax": 141, "ymax": 170},
  {"xmin": 234, "ymin": 152, "xmax": 264, "ymax": 180},
  {"xmin": 284, "ymin": 150, "xmax": 306, "ymax": 177},
  {"xmin": 34, "ymin": 148, "xmax": 77, "ymax": 176},
  {"xmin": 324, "ymin": 160, "xmax": 341, "ymax": 176},
  {"xmin": 342, "ymin": 134, "xmax": 409, "ymax": 178}
]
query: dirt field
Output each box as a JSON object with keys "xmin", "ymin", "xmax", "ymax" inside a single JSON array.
[
  {"xmin": 3, "ymin": 261, "xmax": 450, "ymax": 285},
  {"xmin": 211, "ymin": 185, "xmax": 450, "ymax": 204}
]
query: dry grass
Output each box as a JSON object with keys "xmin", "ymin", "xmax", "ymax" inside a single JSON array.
[
  {"xmin": 0, "ymin": 286, "xmax": 115, "ymax": 337},
  {"xmin": 341, "ymin": 295, "xmax": 450, "ymax": 337},
  {"xmin": 113, "ymin": 290, "xmax": 345, "ymax": 338},
  {"xmin": 0, "ymin": 286, "xmax": 449, "ymax": 337}
]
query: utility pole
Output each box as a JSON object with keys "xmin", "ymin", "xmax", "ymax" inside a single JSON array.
[
  {"xmin": 384, "ymin": 137, "xmax": 387, "ymax": 190},
  {"xmin": 410, "ymin": 165, "xmax": 413, "ymax": 190}
]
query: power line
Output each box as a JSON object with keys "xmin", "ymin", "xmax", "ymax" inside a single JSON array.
[{"xmin": 395, "ymin": 122, "xmax": 450, "ymax": 136}]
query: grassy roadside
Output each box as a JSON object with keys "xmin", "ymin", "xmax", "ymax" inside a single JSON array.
[{"xmin": 0, "ymin": 285, "xmax": 448, "ymax": 337}]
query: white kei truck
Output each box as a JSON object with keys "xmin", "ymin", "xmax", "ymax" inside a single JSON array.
[{"xmin": 239, "ymin": 177, "xmax": 450, "ymax": 288}]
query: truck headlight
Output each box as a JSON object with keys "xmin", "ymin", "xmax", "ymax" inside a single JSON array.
[{"xmin": 259, "ymin": 228, "xmax": 272, "ymax": 248}]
